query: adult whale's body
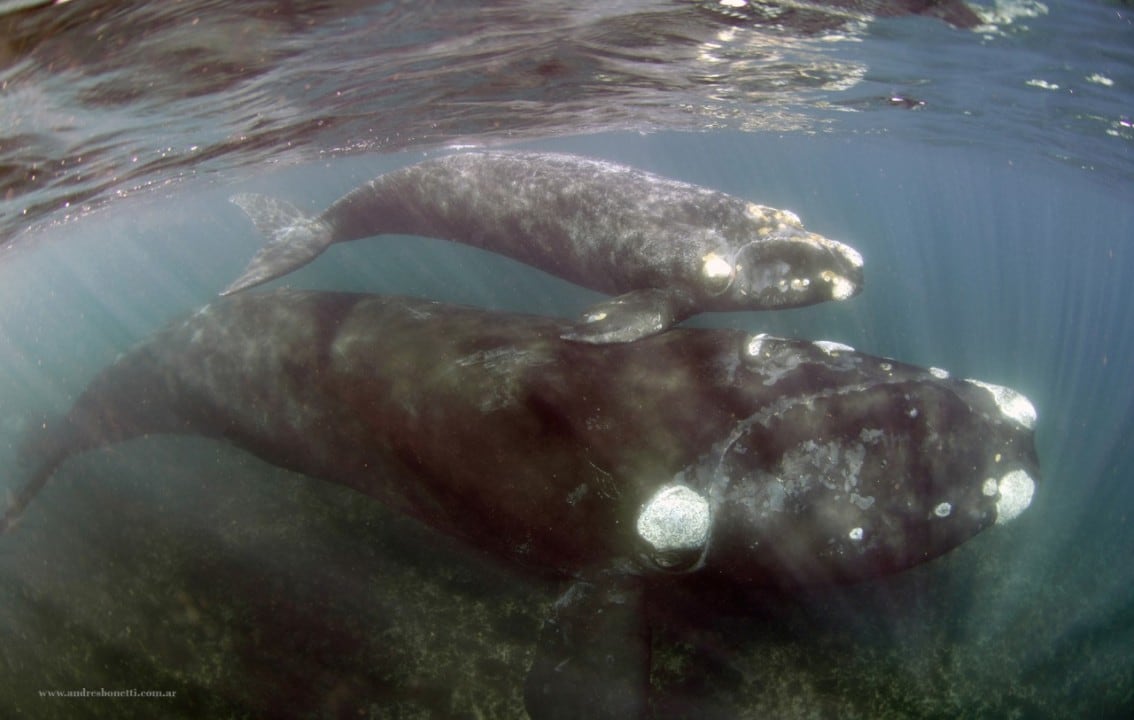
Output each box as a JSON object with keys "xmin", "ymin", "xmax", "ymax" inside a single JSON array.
[
  {"xmin": 2, "ymin": 290, "xmax": 1038, "ymax": 718},
  {"xmin": 222, "ymin": 152, "xmax": 864, "ymax": 343}
]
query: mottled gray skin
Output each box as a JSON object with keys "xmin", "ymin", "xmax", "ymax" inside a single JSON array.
[
  {"xmin": 223, "ymin": 152, "xmax": 865, "ymax": 342},
  {"xmin": 1, "ymin": 290, "xmax": 1039, "ymax": 719}
]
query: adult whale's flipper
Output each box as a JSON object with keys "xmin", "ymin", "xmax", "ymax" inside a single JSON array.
[
  {"xmin": 221, "ymin": 152, "xmax": 865, "ymax": 343},
  {"xmin": 525, "ymin": 575, "xmax": 650, "ymax": 720},
  {"xmin": 221, "ymin": 194, "xmax": 334, "ymax": 296}
]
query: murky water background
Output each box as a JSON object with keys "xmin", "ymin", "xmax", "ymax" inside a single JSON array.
[{"xmin": 1, "ymin": 1, "xmax": 1132, "ymax": 718}]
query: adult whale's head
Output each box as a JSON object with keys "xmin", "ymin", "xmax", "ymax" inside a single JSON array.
[
  {"xmin": 698, "ymin": 204, "xmax": 865, "ymax": 312},
  {"xmin": 528, "ymin": 330, "xmax": 1039, "ymax": 718},
  {"xmin": 628, "ymin": 333, "xmax": 1038, "ymax": 587}
]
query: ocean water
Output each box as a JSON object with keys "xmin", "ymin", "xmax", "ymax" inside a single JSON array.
[{"xmin": 0, "ymin": 1, "xmax": 1132, "ymax": 718}]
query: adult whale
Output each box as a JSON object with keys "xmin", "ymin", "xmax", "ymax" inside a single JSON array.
[
  {"xmin": 1, "ymin": 290, "xmax": 1038, "ymax": 718},
  {"xmin": 222, "ymin": 152, "xmax": 865, "ymax": 343}
]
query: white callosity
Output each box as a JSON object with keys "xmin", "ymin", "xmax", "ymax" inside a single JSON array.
[
  {"xmin": 701, "ymin": 251, "xmax": 734, "ymax": 284},
  {"xmin": 744, "ymin": 202, "xmax": 802, "ymax": 229},
  {"xmin": 995, "ymin": 468, "xmax": 1036, "ymax": 524},
  {"xmin": 965, "ymin": 378, "xmax": 1038, "ymax": 430},
  {"xmin": 813, "ymin": 339, "xmax": 855, "ymax": 355},
  {"xmin": 636, "ymin": 485, "xmax": 711, "ymax": 553},
  {"xmin": 822, "ymin": 270, "xmax": 857, "ymax": 300},
  {"xmin": 745, "ymin": 332, "xmax": 770, "ymax": 358}
]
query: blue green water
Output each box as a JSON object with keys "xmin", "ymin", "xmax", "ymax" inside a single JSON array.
[
  {"xmin": 0, "ymin": 1, "xmax": 1132, "ymax": 718},
  {"xmin": 3, "ymin": 130, "xmax": 1132, "ymax": 718}
]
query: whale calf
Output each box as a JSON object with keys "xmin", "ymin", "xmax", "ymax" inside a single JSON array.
[
  {"xmin": 2, "ymin": 290, "xmax": 1038, "ymax": 718},
  {"xmin": 222, "ymin": 152, "xmax": 864, "ymax": 343}
]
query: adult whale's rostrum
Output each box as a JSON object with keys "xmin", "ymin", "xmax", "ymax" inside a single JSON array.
[
  {"xmin": 2, "ymin": 290, "xmax": 1038, "ymax": 718},
  {"xmin": 222, "ymin": 152, "xmax": 865, "ymax": 343}
]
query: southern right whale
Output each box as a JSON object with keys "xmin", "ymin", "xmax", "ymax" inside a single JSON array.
[
  {"xmin": 222, "ymin": 152, "xmax": 864, "ymax": 343},
  {"xmin": 2, "ymin": 290, "xmax": 1038, "ymax": 718}
]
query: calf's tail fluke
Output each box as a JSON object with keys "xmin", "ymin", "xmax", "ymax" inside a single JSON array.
[{"xmin": 221, "ymin": 194, "xmax": 334, "ymax": 296}]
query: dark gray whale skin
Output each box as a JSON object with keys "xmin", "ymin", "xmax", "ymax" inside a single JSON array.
[
  {"xmin": 222, "ymin": 152, "xmax": 865, "ymax": 343},
  {"xmin": 1, "ymin": 290, "xmax": 1039, "ymax": 718}
]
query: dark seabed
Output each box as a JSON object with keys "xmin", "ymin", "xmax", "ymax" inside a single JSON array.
[{"xmin": 1, "ymin": 1, "xmax": 1132, "ymax": 718}]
